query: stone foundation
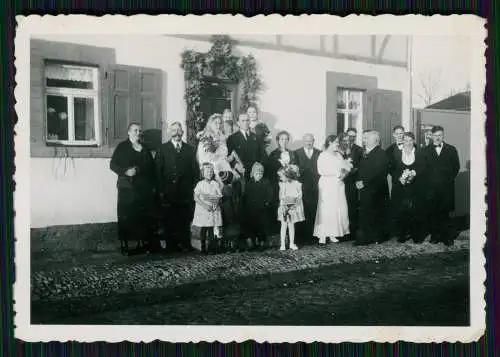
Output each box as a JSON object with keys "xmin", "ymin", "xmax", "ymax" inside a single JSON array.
[
  {"xmin": 31, "ymin": 222, "xmax": 282, "ymax": 257},
  {"xmin": 31, "ymin": 223, "xmax": 119, "ymax": 255}
]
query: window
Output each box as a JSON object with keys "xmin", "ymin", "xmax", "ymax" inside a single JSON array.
[
  {"xmin": 45, "ymin": 62, "xmax": 100, "ymax": 146},
  {"xmin": 337, "ymin": 88, "xmax": 363, "ymax": 144}
]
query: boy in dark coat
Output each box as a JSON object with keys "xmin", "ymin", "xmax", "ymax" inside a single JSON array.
[{"xmin": 242, "ymin": 162, "xmax": 274, "ymax": 250}]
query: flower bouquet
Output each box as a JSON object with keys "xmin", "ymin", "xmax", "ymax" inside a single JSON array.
[
  {"xmin": 201, "ymin": 192, "xmax": 223, "ymax": 206},
  {"xmin": 339, "ymin": 157, "xmax": 354, "ymax": 180},
  {"xmin": 278, "ymin": 151, "xmax": 291, "ymax": 167},
  {"xmin": 399, "ymin": 169, "xmax": 417, "ymax": 185},
  {"xmin": 198, "ymin": 132, "xmax": 219, "ymax": 153}
]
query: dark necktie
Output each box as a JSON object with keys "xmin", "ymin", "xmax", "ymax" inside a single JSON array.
[{"xmin": 175, "ymin": 143, "xmax": 181, "ymax": 153}]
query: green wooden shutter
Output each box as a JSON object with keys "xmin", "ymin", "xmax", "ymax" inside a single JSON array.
[{"xmin": 363, "ymin": 89, "xmax": 402, "ymax": 149}]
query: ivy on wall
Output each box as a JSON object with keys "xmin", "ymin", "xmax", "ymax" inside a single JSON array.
[{"xmin": 180, "ymin": 35, "xmax": 263, "ymax": 145}]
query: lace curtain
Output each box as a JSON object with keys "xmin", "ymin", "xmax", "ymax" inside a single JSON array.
[{"xmin": 45, "ymin": 64, "xmax": 94, "ymax": 83}]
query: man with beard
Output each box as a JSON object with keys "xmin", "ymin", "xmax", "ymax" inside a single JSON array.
[
  {"xmin": 421, "ymin": 125, "xmax": 460, "ymax": 246},
  {"xmin": 157, "ymin": 122, "xmax": 199, "ymax": 252},
  {"xmin": 354, "ymin": 130, "xmax": 390, "ymax": 246}
]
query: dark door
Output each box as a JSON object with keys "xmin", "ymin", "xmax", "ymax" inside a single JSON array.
[{"xmin": 199, "ymin": 80, "xmax": 237, "ymax": 126}]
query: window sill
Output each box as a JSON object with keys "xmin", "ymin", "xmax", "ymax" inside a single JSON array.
[
  {"xmin": 46, "ymin": 141, "xmax": 99, "ymax": 148},
  {"xmin": 31, "ymin": 144, "xmax": 115, "ymax": 158}
]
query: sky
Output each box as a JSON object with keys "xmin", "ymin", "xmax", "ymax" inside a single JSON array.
[{"xmin": 411, "ymin": 35, "xmax": 472, "ymax": 108}]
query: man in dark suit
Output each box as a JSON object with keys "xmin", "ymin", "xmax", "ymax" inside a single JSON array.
[
  {"xmin": 341, "ymin": 128, "xmax": 364, "ymax": 240},
  {"xmin": 227, "ymin": 111, "xmax": 268, "ymax": 179},
  {"xmin": 385, "ymin": 125, "xmax": 405, "ymax": 162},
  {"xmin": 157, "ymin": 122, "xmax": 199, "ymax": 252},
  {"xmin": 294, "ymin": 133, "xmax": 321, "ymax": 245},
  {"xmin": 354, "ymin": 130, "xmax": 390, "ymax": 246},
  {"xmin": 421, "ymin": 125, "xmax": 460, "ymax": 246},
  {"xmin": 346, "ymin": 127, "xmax": 364, "ymax": 160},
  {"xmin": 227, "ymin": 111, "xmax": 268, "ymax": 250}
]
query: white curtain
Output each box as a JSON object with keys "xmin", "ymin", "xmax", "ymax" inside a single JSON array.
[{"xmin": 45, "ymin": 65, "xmax": 94, "ymax": 83}]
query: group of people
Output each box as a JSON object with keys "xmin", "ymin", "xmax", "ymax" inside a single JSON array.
[{"xmin": 110, "ymin": 104, "xmax": 461, "ymax": 256}]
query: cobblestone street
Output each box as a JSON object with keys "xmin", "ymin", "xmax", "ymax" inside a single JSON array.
[{"xmin": 31, "ymin": 232, "xmax": 470, "ymax": 325}]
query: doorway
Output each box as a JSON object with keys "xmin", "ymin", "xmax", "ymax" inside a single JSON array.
[{"xmin": 199, "ymin": 78, "xmax": 238, "ymax": 125}]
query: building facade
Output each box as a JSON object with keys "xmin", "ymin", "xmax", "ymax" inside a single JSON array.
[{"xmin": 30, "ymin": 34, "xmax": 411, "ymax": 229}]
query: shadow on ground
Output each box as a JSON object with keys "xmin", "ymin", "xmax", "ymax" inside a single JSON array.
[{"xmin": 32, "ymin": 250, "xmax": 469, "ymax": 326}]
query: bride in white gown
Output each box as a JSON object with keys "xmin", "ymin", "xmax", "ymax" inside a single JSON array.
[
  {"xmin": 196, "ymin": 113, "xmax": 243, "ymax": 180},
  {"xmin": 313, "ymin": 134, "xmax": 353, "ymax": 244}
]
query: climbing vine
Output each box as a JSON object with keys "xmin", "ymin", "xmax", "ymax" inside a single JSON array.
[{"xmin": 180, "ymin": 35, "xmax": 263, "ymax": 145}]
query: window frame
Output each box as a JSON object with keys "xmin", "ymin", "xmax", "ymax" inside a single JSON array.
[
  {"xmin": 337, "ymin": 87, "xmax": 364, "ymax": 145},
  {"xmin": 44, "ymin": 62, "xmax": 101, "ymax": 147}
]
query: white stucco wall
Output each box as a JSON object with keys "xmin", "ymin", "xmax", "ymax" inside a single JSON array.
[
  {"xmin": 31, "ymin": 158, "xmax": 116, "ymax": 228},
  {"xmin": 30, "ymin": 35, "xmax": 411, "ymax": 228}
]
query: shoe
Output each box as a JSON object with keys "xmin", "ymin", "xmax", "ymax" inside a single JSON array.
[
  {"xmin": 429, "ymin": 234, "xmax": 441, "ymax": 244},
  {"xmin": 329, "ymin": 237, "xmax": 339, "ymax": 243},
  {"xmin": 279, "ymin": 246, "xmax": 286, "ymax": 251},
  {"xmin": 289, "ymin": 244, "xmax": 298, "ymax": 250},
  {"xmin": 397, "ymin": 236, "xmax": 409, "ymax": 243}
]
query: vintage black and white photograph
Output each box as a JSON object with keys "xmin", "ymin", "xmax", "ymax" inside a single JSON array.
[{"xmin": 15, "ymin": 15, "xmax": 486, "ymax": 343}]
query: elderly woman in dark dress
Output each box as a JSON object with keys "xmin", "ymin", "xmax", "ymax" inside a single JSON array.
[{"xmin": 110, "ymin": 123, "xmax": 156, "ymax": 255}]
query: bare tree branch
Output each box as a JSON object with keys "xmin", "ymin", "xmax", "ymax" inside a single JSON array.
[{"xmin": 415, "ymin": 68, "xmax": 443, "ymax": 106}]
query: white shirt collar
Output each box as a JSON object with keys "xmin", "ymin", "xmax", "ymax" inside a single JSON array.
[
  {"xmin": 365, "ymin": 146, "xmax": 376, "ymax": 155},
  {"xmin": 304, "ymin": 147, "xmax": 314, "ymax": 159}
]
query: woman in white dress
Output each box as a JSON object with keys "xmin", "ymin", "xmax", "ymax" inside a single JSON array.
[
  {"xmin": 313, "ymin": 134, "xmax": 353, "ymax": 244},
  {"xmin": 196, "ymin": 113, "xmax": 243, "ymax": 179},
  {"xmin": 196, "ymin": 113, "xmax": 245, "ymax": 243}
]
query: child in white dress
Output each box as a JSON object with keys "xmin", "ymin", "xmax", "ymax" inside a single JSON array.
[
  {"xmin": 193, "ymin": 163, "xmax": 223, "ymax": 254},
  {"xmin": 277, "ymin": 165, "xmax": 305, "ymax": 251}
]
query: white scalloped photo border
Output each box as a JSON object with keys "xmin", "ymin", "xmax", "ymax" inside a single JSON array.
[{"xmin": 13, "ymin": 14, "xmax": 487, "ymax": 343}]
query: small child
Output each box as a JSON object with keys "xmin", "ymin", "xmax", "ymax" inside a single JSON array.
[
  {"xmin": 243, "ymin": 162, "xmax": 274, "ymax": 250},
  {"xmin": 277, "ymin": 165, "xmax": 305, "ymax": 251},
  {"xmin": 193, "ymin": 163, "xmax": 223, "ymax": 254}
]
